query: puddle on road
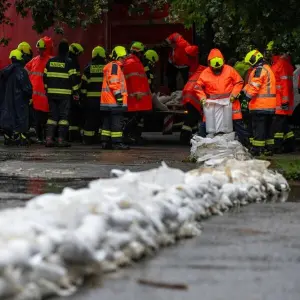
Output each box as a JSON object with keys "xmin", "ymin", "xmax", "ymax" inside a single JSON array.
[
  {"xmin": 0, "ymin": 175, "xmax": 94, "ymax": 197},
  {"xmin": 287, "ymin": 185, "xmax": 300, "ymax": 202}
]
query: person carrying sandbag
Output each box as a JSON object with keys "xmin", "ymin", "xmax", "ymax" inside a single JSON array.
[{"xmin": 194, "ymin": 49, "xmax": 249, "ymax": 146}]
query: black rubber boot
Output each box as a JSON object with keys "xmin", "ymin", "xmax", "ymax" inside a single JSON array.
[
  {"xmin": 58, "ymin": 125, "xmax": 71, "ymax": 147},
  {"xmin": 112, "ymin": 142, "xmax": 130, "ymax": 150},
  {"xmin": 45, "ymin": 124, "xmax": 56, "ymax": 147}
]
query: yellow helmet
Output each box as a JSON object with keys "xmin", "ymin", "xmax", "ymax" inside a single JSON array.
[
  {"xmin": 9, "ymin": 49, "xmax": 23, "ymax": 61},
  {"xmin": 110, "ymin": 46, "xmax": 127, "ymax": 60},
  {"xmin": 209, "ymin": 57, "xmax": 224, "ymax": 69},
  {"xmin": 69, "ymin": 43, "xmax": 84, "ymax": 55},
  {"xmin": 36, "ymin": 38, "xmax": 46, "ymax": 49},
  {"xmin": 17, "ymin": 41, "xmax": 32, "ymax": 55},
  {"xmin": 92, "ymin": 46, "xmax": 106, "ymax": 59},
  {"xmin": 130, "ymin": 41, "xmax": 145, "ymax": 53},
  {"xmin": 266, "ymin": 41, "xmax": 274, "ymax": 51},
  {"xmin": 244, "ymin": 50, "xmax": 264, "ymax": 66},
  {"xmin": 144, "ymin": 50, "xmax": 159, "ymax": 64}
]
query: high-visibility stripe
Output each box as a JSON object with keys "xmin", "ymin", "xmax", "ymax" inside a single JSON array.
[
  {"xmin": 266, "ymin": 139, "xmax": 274, "ymax": 145},
  {"xmin": 232, "ymin": 109, "xmax": 241, "ymax": 114},
  {"xmin": 33, "ymin": 90, "xmax": 47, "ymax": 97},
  {"xmin": 101, "ymin": 130, "xmax": 111, "ymax": 137},
  {"xmin": 284, "ymin": 131, "xmax": 294, "ymax": 139},
  {"xmin": 207, "ymin": 93, "xmax": 231, "ymax": 99},
  {"xmin": 128, "ymin": 91, "xmax": 151, "ymax": 97},
  {"xmin": 257, "ymin": 93, "xmax": 276, "ymax": 98},
  {"xmin": 280, "ymin": 75, "xmax": 293, "ymax": 80},
  {"xmin": 144, "ymin": 66, "xmax": 150, "ymax": 71},
  {"xmin": 252, "ymin": 140, "xmax": 266, "ymax": 147},
  {"xmin": 182, "ymin": 125, "xmax": 192, "ymax": 132},
  {"xmin": 58, "ymin": 120, "xmax": 69, "ymax": 126},
  {"xmin": 109, "ymin": 78, "xmax": 120, "ymax": 84},
  {"xmin": 182, "ymin": 94, "xmax": 200, "ymax": 107},
  {"xmin": 111, "ymin": 132, "xmax": 123, "ymax": 137},
  {"xmin": 276, "ymin": 85, "xmax": 282, "ymax": 89},
  {"xmin": 249, "ymin": 137, "xmax": 254, "ymax": 144},
  {"xmin": 72, "ymin": 84, "xmax": 80, "ymax": 91},
  {"xmin": 83, "ymin": 130, "xmax": 95, "ymax": 137},
  {"xmin": 47, "ymin": 119, "xmax": 57, "ymax": 125},
  {"xmin": 69, "ymin": 126, "xmax": 79, "ymax": 131},
  {"xmin": 250, "ymin": 108, "xmax": 275, "ymax": 112},
  {"xmin": 46, "ymin": 72, "xmax": 69, "ymax": 79},
  {"xmin": 88, "ymin": 77, "xmax": 103, "ymax": 83},
  {"xmin": 76, "ymin": 71, "xmax": 81, "ymax": 76},
  {"xmin": 250, "ymin": 82, "xmax": 261, "ymax": 88},
  {"xmin": 274, "ymin": 132, "xmax": 284, "ymax": 139},
  {"xmin": 82, "ymin": 75, "xmax": 88, "ymax": 81},
  {"xmin": 87, "ymin": 91, "xmax": 101, "ymax": 97},
  {"xmin": 81, "ymin": 89, "xmax": 87, "ymax": 94},
  {"xmin": 47, "ymin": 88, "xmax": 72, "ymax": 95},
  {"xmin": 282, "ymin": 96, "xmax": 289, "ymax": 101},
  {"xmin": 98, "ymin": 128, "xmax": 102, "ymax": 134},
  {"xmin": 124, "ymin": 72, "xmax": 147, "ymax": 79},
  {"xmin": 29, "ymin": 71, "xmax": 44, "ymax": 76}
]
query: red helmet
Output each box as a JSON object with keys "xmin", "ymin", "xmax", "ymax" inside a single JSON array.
[{"xmin": 185, "ymin": 45, "xmax": 199, "ymax": 57}]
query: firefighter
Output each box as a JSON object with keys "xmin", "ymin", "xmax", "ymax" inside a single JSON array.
[
  {"xmin": 180, "ymin": 64, "xmax": 206, "ymax": 144},
  {"xmin": 0, "ymin": 49, "xmax": 32, "ymax": 146},
  {"xmin": 25, "ymin": 37, "xmax": 54, "ymax": 144},
  {"xmin": 123, "ymin": 41, "xmax": 152, "ymax": 145},
  {"xmin": 194, "ymin": 49, "xmax": 249, "ymax": 146},
  {"xmin": 144, "ymin": 49, "xmax": 159, "ymax": 92},
  {"xmin": 157, "ymin": 33, "xmax": 196, "ymax": 92},
  {"xmin": 68, "ymin": 42, "xmax": 84, "ymax": 142},
  {"xmin": 81, "ymin": 46, "xmax": 106, "ymax": 145},
  {"xmin": 240, "ymin": 50, "xmax": 276, "ymax": 156},
  {"xmin": 101, "ymin": 46, "xmax": 129, "ymax": 150},
  {"xmin": 265, "ymin": 41, "xmax": 295, "ymax": 153},
  {"xmin": 17, "ymin": 42, "xmax": 33, "ymax": 64},
  {"xmin": 43, "ymin": 39, "xmax": 79, "ymax": 147}
]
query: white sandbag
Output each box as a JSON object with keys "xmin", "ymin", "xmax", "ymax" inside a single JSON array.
[
  {"xmin": 152, "ymin": 93, "xmax": 168, "ymax": 111},
  {"xmin": 203, "ymin": 98, "xmax": 233, "ymax": 134}
]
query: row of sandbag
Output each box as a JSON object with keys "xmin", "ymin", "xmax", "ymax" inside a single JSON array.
[{"xmin": 0, "ymin": 159, "xmax": 289, "ymax": 299}]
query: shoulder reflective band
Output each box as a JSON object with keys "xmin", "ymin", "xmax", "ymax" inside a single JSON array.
[{"xmin": 50, "ymin": 62, "xmax": 65, "ymax": 68}]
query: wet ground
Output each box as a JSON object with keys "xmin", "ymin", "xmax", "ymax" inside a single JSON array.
[{"xmin": 0, "ymin": 133, "xmax": 299, "ymax": 300}]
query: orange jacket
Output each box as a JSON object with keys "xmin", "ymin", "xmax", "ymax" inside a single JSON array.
[
  {"xmin": 100, "ymin": 60, "xmax": 127, "ymax": 111},
  {"xmin": 25, "ymin": 36, "xmax": 53, "ymax": 112},
  {"xmin": 243, "ymin": 62, "xmax": 276, "ymax": 114},
  {"xmin": 182, "ymin": 65, "xmax": 206, "ymax": 113},
  {"xmin": 195, "ymin": 49, "xmax": 244, "ymax": 120},
  {"xmin": 166, "ymin": 33, "xmax": 190, "ymax": 67},
  {"xmin": 271, "ymin": 55, "xmax": 294, "ymax": 116},
  {"xmin": 123, "ymin": 54, "xmax": 152, "ymax": 112}
]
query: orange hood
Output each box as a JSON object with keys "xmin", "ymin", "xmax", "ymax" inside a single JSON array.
[
  {"xmin": 207, "ymin": 48, "xmax": 224, "ymax": 62},
  {"xmin": 42, "ymin": 36, "xmax": 54, "ymax": 56}
]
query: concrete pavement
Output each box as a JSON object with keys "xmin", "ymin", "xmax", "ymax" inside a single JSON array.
[{"xmin": 0, "ymin": 133, "xmax": 298, "ymax": 300}]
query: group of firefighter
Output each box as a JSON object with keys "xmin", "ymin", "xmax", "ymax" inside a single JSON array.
[{"xmin": 0, "ymin": 32, "xmax": 297, "ymax": 155}]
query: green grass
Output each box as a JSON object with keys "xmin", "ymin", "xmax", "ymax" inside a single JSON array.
[{"xmin": 267, "ymin": 156, "xmax": 300, "ymax": 180}]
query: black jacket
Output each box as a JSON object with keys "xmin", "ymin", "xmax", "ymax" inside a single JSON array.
[
  {"xmin": 0, "ymin": 62, "xmax": 32, "ymax": 133},
  {"xmin": 43, "ymin": 55, "xmax": 78, "ymax": 100}
]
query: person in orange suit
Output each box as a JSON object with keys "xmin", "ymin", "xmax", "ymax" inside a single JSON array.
[
  {"xmin": 194, "ymin": 48, "xmax": 249, "ymax": 146},
  {"xmin": 100, "ymin": 46, "xmax": 129, "ymax": 150},
  {"xmin": 26, "ymin": 37, "xmax": 53, "ymax": 144}
]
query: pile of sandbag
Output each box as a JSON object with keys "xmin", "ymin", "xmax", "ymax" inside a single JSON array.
[
  {"xmin": 156, "ymin": 91, "xmax": 183, "ymax": 106},
  {"xmin": 190, "ymin": 133, "xmax": 252, "ymax": 165},
  {"xmin": 0, "ymin": 156, "xmax": 289, "ymax": 299}
]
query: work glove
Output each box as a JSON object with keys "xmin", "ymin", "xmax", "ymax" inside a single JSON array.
[
  {"xmin": 230, "ymin": 95, "xmax": 237, "ymax": 103},
  {"xmin": 115, "ymin": 93, "xmax": 123, "ymax": 106},
  {"xmin": 281, "ymin": 101, "xmax": 289, "ymax": 111},
  {"xmin": 240, "ymin": 98, "xmax": 249, "ymax": 112},
  {"xmin": 200, "ymin": 98, "xmax": 206, "ymax": 106}
]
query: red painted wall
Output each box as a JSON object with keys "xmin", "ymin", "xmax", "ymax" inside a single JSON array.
[{"xmin": 0, "ymin": 2, "xmax": 192, "ymax": 71}]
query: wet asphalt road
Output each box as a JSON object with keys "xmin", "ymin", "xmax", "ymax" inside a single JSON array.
[{"xmin": 0, "ymin": 133, "xmax": 299, "ymax": 300}]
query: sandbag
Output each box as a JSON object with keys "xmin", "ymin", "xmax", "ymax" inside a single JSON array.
[{"xmin": 204, "ymin": 98, "xmax": 233, "ymax": 134}]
